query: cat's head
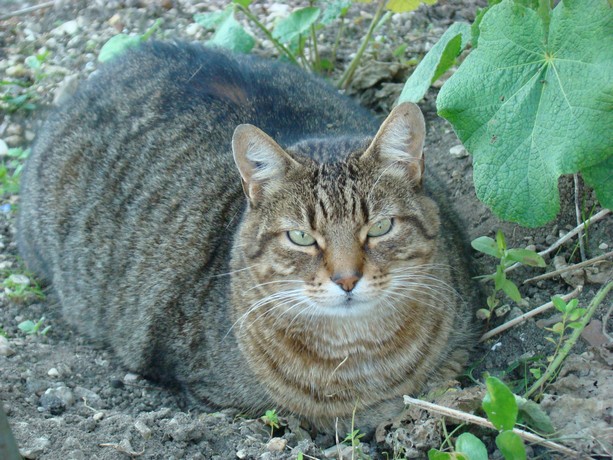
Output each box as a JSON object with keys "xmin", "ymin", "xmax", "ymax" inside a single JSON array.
[{"xmin": 231, "ymin": 102, "xmax": 441, "ymax": 320}]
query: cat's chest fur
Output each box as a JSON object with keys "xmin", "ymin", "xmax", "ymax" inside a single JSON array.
[{"xmin": 17, "ymin": 41, "xmax": 479, "ymax": 432}]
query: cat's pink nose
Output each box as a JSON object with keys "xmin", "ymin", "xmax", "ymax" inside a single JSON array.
[{"xmin": 332, "ymin": 273, "xmax": 361, "ymax": 292}]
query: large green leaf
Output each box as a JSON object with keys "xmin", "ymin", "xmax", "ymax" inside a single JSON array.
[
  {"xmin": 272, "ymin": 7, "xmax": 320, "ymax": 44},
  {"xmin": 195, "ymin": 7, "xmax": 255, "ymax": 53},
  {"xmin": 437, "ymin": 0, "xmax": 613, "ymax": 227},
  {"xmin": 398, "ymin": 22, "xmax": 470, "ymax": 103},
  {"xmin": 482, "ymin": 376, "xmax": 518, "ymax": 431}
]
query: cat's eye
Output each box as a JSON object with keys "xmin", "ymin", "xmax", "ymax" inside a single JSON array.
[
  {"xmin": 367, "ymin": 218, "xmax": 393, "ymax": 237},
  {"xmin": 287, "ymin": 230, "xmax": 316, "ymax": 246}
]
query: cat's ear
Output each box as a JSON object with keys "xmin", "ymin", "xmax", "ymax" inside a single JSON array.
[
  {"xmin": 361, "ymin": 102, "xmax": 426, "ymax": 186},
  {"xmin": 232, "ymin": 124, "xmax": 299, "ymax": 204}
]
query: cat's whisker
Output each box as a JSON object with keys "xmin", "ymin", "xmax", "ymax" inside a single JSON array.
[
  {"xmin": 207, "ymin": 264, "xmax": 264, "ymax": 279},
  {"xmin": 225, "ymin": 289, "xmax": 304, "ymax": 337},
  {"xmin": 246, "ymin": 279, "xmax": 305, "ymax": 292}
]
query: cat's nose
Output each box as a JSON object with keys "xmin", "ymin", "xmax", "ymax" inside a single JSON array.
[{"xmin": 331, "ymin": 272, "xmax": 362, "ymax": 292}]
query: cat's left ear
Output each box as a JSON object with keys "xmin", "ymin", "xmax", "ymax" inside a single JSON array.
[
  {"xmin": 232, "ymin": 124, "xmax": 300, "ymax": 204},
  {"xmin": 360, "ymin": 102, "xmax": 426, "ymax": 186}
]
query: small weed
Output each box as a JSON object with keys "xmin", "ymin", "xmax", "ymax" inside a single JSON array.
[
  {"xmin": 429, "ymin": 376, "xmax": 529, "ymax": 460},
  {"xmin": 0, "ymin": 148, "xmax": 30, "ymax": 206},
  {"xmin": 471, "ymin": 230, "xmax": 545, "ymax": 320},
  {"xmin": 261, "ymin": 409, "xmax": 280, "ymax": 438},
  {"xmin": 524, "ymin": 295, "xmax": 591, "ymax": 399},
  {"xmin": 342, "ymin": 404, "xmax": 369, "ymax": 459},
  {"xmin": 18, "ymin": 316, "xmax": 51, "ymax": 336},
  {"xmin": 0, "ymin": 82, "xmax": 37, "ymax": 113},
  {"xmin": 2, "ymin": 270, "xmax": 44, "ymax": 301}
]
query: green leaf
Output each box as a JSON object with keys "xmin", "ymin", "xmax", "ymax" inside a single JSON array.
[
  {"xmin": 568, "ymin": 308, "xmax": 587, "ymax": 321},
  {"xmin": 471, "ymin": 236, "xmax": 501, "ymax": 258},
  {"xmin": 567, "ymin": 321, "xmax": 583, "ymax": 329},
  {"xmin": 483, "ymin": 376, "xmax": 518, "ymax": 431},
  {"xmin": 272, "ymin": 7, "xmax": 321, "ymax": 44},
  {"xmin": 501, "ymin": 279, "xmax": 522, "ymax": 303},
  {"xmin": 582, "ymin": 155, "xmax": 613, "ymax": 210},
  {"xmin": 506, "ymin": 249, "xmax": 546, "ymax": 267},
  {"xmin": 386, "ymin": 0, "xmax": 424, "ymax": 13},
  {"xmin": 17, "ymin": 320, "xmax": 36, "ymax": 334},
  {"xmin": 551, "ymin": 295, "xmax": 567, "ymax": 313},
  {"xmin": 194, "ymin": 10, "xmax": 229, "ymax": 29},
  {"xmin": 456, "ymin": 432, "xmax": 488, "ymax": 460},
  {"xmin": 320, "ymin": 0, "xmax": 352, "ymax": 25},
  {"xmin": 516, "ymin": 397, "xmax": 554, "ymax": 434},
  {"xmin": 495, "ymin": 430, "xmax": 526, "ymax": 460},
  {"xmin": 98, "ymin": 34, "xmax": 141, "ymax": 62},
  {"xmin": 495, "ymin": 230, "xmax": 507, "ymax": 253},
  {"xmin": 471, "ymin": 7, "xmax": 488, "ymax": 47},
  {"xmin": 205, "ymin": 8, "xmax": 255, "ymax": 53},
  {"xmin": 233, "ymin": 0, "xmax": 252, "ymax": 6},
  {"xmin": 551, "ymin": 322, "xmax": 564, "ymax": 334},
  {"xmin": 428, "ymin": 450, "xmax": 467, "ymax": 460},
  {"xmin": 398, "ymin": 22, "xmax": 470, "ymax": 103},
  {"xmin": 437, "ymin": 0, "xmax": 613, "ymax": 227}
]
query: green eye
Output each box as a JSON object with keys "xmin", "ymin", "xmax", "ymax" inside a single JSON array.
[
  {"xmin": 287, "ymin": 230, "xmax": 316, "ymax": 246},
  {"xmin": 367, "ymin": 218, "xmax": 393, "ymax": 237}
]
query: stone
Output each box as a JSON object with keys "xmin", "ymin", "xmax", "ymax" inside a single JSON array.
[
  {"xmin": 51, "ymin": 20, "xmax": 79, "ymax": 36},
  {"xmin": 449, "ymin": 144, "xmax": 468, "ymax": 158},
  {"xmin": 0, "ymin": 335, "xmax": 15, "ymax": 356},
  {"xmin": 266, "ymin": 437, "xmax": 287, "ymax": 452},
  {"xmin": 19, "ymin": 437, "xmax": 50, "ymax": 459},
  {"xmin": 40, "ymin": 385, "xmax": 75, "ymax": 414},
  {"xmin": 0, "ymin": 139, "xmax": 8, "ymax": 157}
]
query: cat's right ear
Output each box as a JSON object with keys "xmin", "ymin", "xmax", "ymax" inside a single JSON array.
[{"xmin": 232, "ymin": 124, "xmax": 299, "ymax": 205}]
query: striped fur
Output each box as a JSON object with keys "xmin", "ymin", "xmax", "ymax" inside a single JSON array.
[{"xmin": 17, "ymin": 41, "xmax": 480, "ymax": 432}]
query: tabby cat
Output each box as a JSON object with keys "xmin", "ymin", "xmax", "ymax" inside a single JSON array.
[{"xmin": 18, "ymin": 41, "xmax": 479, "ymax": 431}]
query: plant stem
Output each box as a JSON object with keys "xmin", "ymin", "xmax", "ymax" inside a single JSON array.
[
  {"xmin": 573, "ymin": 173, "xmax": 586, "ymax": 261},
  {"xmin": 337, "ymin": 0, "xmax": 387, "ymax": 89},
  {"xmin": 524, "ymin": 280, "xmax": 613, "ymax": 399},
  {"xmin": 403, "ymin": 396, "xmax": 580, "ymax": 457},
  {"xmin": 235, "ymin": 4, "xmax": 299, "ymax": 66},
  {"xmin": 331, "ymin": 18, "xmax": 346, "ymax": 65},
  {"xmin": 309, "ymin": 23, "xmax": 320, "ymax": 72}
]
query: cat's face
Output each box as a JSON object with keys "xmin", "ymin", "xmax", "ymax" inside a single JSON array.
[{"xmin": 231, "ymin": 103, "xmax": 441, "ymax": 321}]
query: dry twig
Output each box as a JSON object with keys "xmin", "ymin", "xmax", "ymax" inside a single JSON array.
[
  {"xmin": 523, "ymin": 250, "xmax": 613, "ymax": 284},
  {"xmin": 479, "ymin": 285, "xmax": 583, "ymax": 342},
  {"xmin": 0, "ymin": 1, "xmax": 54, "ymax": 20},
  {"xmin": 505, "ymin": 209, "xmax": 611, "ymax": 274}
]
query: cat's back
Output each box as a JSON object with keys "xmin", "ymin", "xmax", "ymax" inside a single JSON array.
[{"xmin": 18, "ymin": 42, "xmax": 377, "ymax": 281}]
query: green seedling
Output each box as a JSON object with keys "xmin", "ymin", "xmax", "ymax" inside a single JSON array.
[
  {"xmin": 261, "ymin": 409, "xmax": 280, "ymax": 438},
  {"xmin": 3, "ymin": 271, "xmax": 44, "ymax": 301},
  {"xmin": 471, "ymin": 230, "xmax": 545, "ymax": 320},
  {"xmin": 18, "ymin": 316, "xmax": 51, "ymax": 336},
  {"xmin": 429, "ymin": 377, "xmax": 529, "ymax": 460}
]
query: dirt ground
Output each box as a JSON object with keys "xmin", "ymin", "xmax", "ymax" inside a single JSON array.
[{"xmin": 1, "ymin": 1, "xmax": 611, "ymax": 459}]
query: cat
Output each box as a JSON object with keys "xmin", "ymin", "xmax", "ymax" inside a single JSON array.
[{"xmin": 17, "ymin": 41, "xmax": 480, "ymax": 432}]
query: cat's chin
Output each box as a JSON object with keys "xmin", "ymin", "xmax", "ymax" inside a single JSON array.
[{"xmin": 311, "ymin": 295, "xmax": 382, "ymax": 317}]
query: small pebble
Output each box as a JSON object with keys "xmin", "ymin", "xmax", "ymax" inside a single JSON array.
[
  {"xmin": 4, "ymin": 135, "xmax": 23, "ymax": 147},
  {"xmin": 47, "ymin": 368, "xmax": 60, "ymax": 378},
  {"xmin": 51, "ymin": 19, "xmax": 79, "ymax": 36},
  {"xmin": 0, "ymin": 335, "xmax": 15, "ymax": 356},
  {"xmin": 266, "ymin": 437, "xmax": 287, "ymax": 452},
  {"xmin": 236, "ymin": 450, "xmax": 248, "ymax": 459},
  {"xmin": 134, "ymin": 420, "xmax": 152, "ymax": 439},
  {"xmin": 449, "ymin": 144, "xmax": 468, "ymax": 158},
  {"xmin": 0, "ymin": 139, "xmax": 8, "ymax": 157},
  {"xmin": 123, "ymin": 372, "xmax": 140, "ymax": 384},
  {"xmin": 40, "ymin": 385, "xmax": 75, "ymax": 414},
  {"xmin": 93, "ymin": 411, "xmax": 105, "ymax": 421},
  {"xmin": 599, "ymin": 242, "xmax": 608, "ymax": 250}
]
